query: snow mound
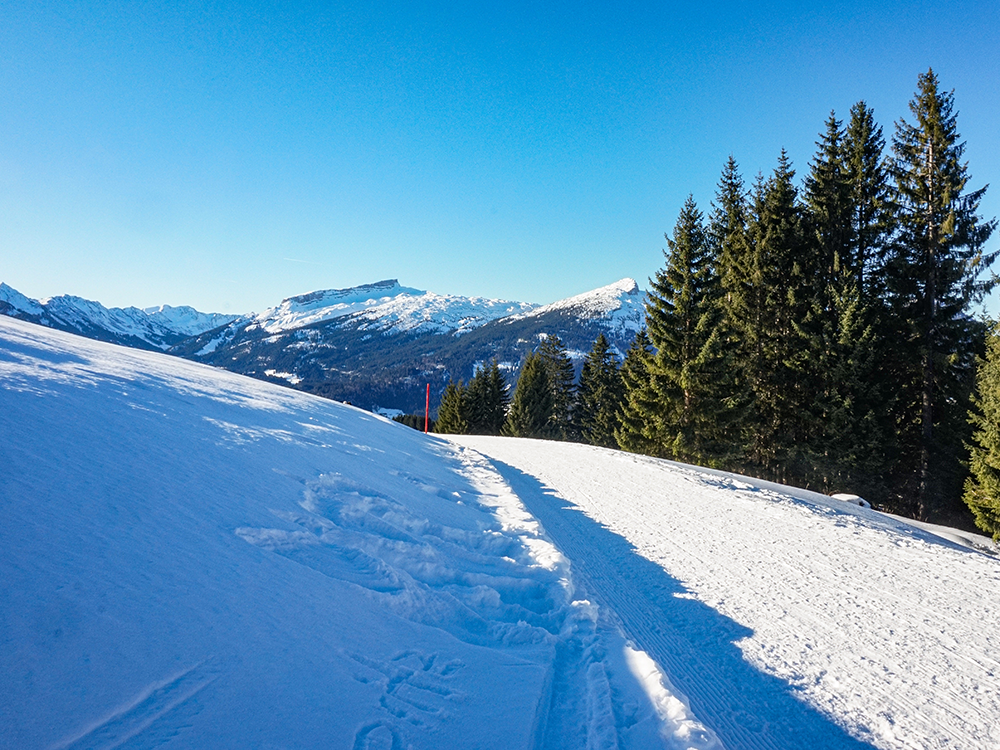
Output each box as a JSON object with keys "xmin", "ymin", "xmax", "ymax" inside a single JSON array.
[{"xmin": 251, "ymin": 279, "xmax": 538, "ymax": 335}]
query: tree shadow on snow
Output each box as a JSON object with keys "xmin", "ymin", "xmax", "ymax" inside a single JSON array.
[{"xmin": 489, "ymin": 459, "xmax": 878, "ymax": 750}]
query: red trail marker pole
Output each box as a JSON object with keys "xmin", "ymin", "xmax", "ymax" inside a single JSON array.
[{"xmin": 425, "ymin": 383, "xmax": 430, "ymax": 433}]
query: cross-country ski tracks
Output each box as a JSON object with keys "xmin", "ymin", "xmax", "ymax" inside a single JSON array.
[
  {"xmin": 484, "ymin": 456, "xmax": 872, "ymax": 750},
  {"xmin": 450, "ymin": 436, "xmax": 1000, "ymax": 750},
  {"xmin": 53, "ymin": 659, "xmax": 219, "ymax": 750}
]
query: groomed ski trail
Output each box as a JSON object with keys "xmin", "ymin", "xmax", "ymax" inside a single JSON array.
[{"xmin": 447, "ymin": 436, "xmax": 1000, "ymax": 750}]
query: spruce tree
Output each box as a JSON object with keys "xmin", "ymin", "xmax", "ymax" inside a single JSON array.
[
  {"xmin": 435, "ymin": 380, "xmax": 469, "ymax": 434},
  {"xmin": 889, "ymin": 69, "xmax": 998, "ymax": 518},
  {"xmin": 575, "ymin": 334, "xmax": 624, "ymax": 448},
  {"xmin": 965, "ymin": 321, "xmax": 1000, "ymax": 540},
  {"xmin": 536, "ymin": 334, "xmax": 576, "ymax": 439},
  {"xmin": 843, "ymin": 101, "xmax": 896, "ymax": 298},
  {"xmin": 804, "ymin": 112, "xmax": 852, "ymax": 290},
  {"xmin": 503, "ymin": 352, "xmax": 554, "ymax": 439},
  {"xmin": 644, "ymin": 196, "xmax": 732, "ymax": 465},
  {"xmin": 466, "ymin": 360, "xmax": 509, "ymax": 435},
  {"xmin": 616, "ymin": 329, "xmax": 657, "ymax": 454},
  {"xmin": 743, "ymin": 153, "xmax": 817, "ymax": 481}
]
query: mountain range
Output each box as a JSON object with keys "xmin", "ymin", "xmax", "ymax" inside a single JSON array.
[{"xmin": 0, "ymin": 278, "xmax": 647, "ymax": 413}]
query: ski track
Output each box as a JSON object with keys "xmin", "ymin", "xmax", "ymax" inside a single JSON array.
[
  {"xmin": 52, "ymin": 660, "xmax": 219, "ymax": 750},
  {"xmin": 449, "ymin": 436, "xmax": 1000, "ymax": 750}
]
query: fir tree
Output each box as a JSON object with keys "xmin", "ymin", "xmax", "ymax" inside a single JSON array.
[
  {"xmin": 743, "ymin": 153, "xmax": 817, "ymax": 481},
  {"xmin": 804, "ymin": 112, "xmax": 852, "ymax": 290},
  {"xmin": 843, "ymin": 101, "xmax": 896, "ymax": 298},
  {"xmin": 644, "ymin": 196, "xmax": 731, "ymax": 464},
  {"xmin": 575, "ymin": 334, "xmax": 623, "ymax": 448},
  {"xmin": 616, "ymin": 329, "xmax": 657, "ymax": 454},
  {"xmin": 807, "ymin": 279, "xmax": 897, "ymax": 499},
  {"xmin": 964, "ymin": 321, "xmax": 1000, "ymax": 540},
  {"xmin": 536, "ymin": 335, "xmax": 576, "ymax": 439},
  {"xmin": 435, "ymin": 380, "xmax": 469, "ymax": 434},
  {"xmin": 889, "ymin": 69, "xmax": 998, "ymax": 518},
  {"xmin": 466, "ymin": 360, "xmax": 509, "ymax": 435},
  {"xmin": 503, "ymin": 352, "xmax": 554, "ymax": 439}
]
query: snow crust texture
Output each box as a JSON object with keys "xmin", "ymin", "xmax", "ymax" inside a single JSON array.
[{"xmin": 5, "ymin": 315, "xmax": 999, "ymax": 749}]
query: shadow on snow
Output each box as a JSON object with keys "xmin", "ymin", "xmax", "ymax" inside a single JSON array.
[{"xmin": 489, "ymin": 458, "xmax": 877, "ymax": 750}]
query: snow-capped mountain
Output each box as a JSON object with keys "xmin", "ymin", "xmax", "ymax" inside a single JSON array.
[
  {"xmin": 249, "ymin": 279, "xmax": 538, "ymax": 336},
  {"xmin": 0, "ymin": 282, "xmax": 237, "ymax": 350},
  {"xmin": 502, "ymin": 277, "xmax": 646, "ymax": 342},
  {"xmin": 172, "ymin": 278, "xmax": 649, "ymax": 413},
  {"xmin": 143, "ymin": 304, "xmax": 241, "ymax": 338},
  {"xmin": 1, "ymin": 277, "xmax": 649, "ymax": 413}
]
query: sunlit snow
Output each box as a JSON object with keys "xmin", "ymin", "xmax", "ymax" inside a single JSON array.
[{"xmin": 3, "ymin": 315, "xmax": 999, "ymax": 750}]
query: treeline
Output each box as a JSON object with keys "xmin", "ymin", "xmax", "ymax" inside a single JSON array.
[
  {"xmin": 617, "ymin": 68, "xmax": 996, "ymax": 525},
  {"xmin": 412, "ymin": 70, "xmax": 999, "ymax": 534}
]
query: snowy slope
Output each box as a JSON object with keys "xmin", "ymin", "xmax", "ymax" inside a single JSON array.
[
  {"xmin": 142, "ymin": 304, "xmax": 239, "ymax": 337},
  {"xmin": 449, "ymin": 436, "xmax": 1000, "ymax": 750},
  {"xmin": 6, "ymin": 316, "xmax": 998, "ymax": 749},
  {"xmin": 250, "ymin": 279, "xmax": 539, "ymax": 335},
  {"xmin": 0, "ymin": 282, "xmax": 237, "ymax": 349},
  {"xmin": 0, "ymin": 317, "xmax": 703, "ymax": 750},
  {"xmin": 504, "ymin": 278, "xmax": 647, "ymax": 340}
]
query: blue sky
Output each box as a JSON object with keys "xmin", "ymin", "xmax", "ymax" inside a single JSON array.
[{"xmin": 2, "ymin": 0, "xmax": 998, "ymax": 314}]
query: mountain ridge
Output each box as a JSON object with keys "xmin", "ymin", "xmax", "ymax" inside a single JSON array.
[{"xmin": 1, "ymin": 277, "xmax": 648, "ymax": 412}]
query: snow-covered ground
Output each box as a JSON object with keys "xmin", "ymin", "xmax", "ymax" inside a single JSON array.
[{"xmin": 3, "ymin": 315, "xmax": 999, "ymax": 749}]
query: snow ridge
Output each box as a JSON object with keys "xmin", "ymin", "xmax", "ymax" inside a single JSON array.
[
  {"xmin": 250, "ymin": 279, "xmax": 538, "ymax": 335},
  {"xmin": 505, "ymin": 278, "xmax": 647, "ymax": 338},
  {"xmin": 0, "ymin": 282, "xmax": 237, "ymax": 349}
]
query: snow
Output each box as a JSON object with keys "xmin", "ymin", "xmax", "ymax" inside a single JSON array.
[
  {"xmin": 505, "ymin": 278, "xmax": 647, "ymax": 339},
  {"xmin": 4, "ymin": 314, "xmax": 1000, "ymax": 749},
  {"xmin": 142, "ymin": 304, "xmax": 238, "ymax": 337},
  {"xmin": 448, "ymin": 436, "xmax": 1000, "ymax": 750},
  {"xmin": 251, "ymin": 279, "xmax": 538, "ymax": 335},
  {"xmin": 0, "ymin": 282, "xmax": 237, "ymax": 347},
  {"xmin": 0, "ymin": 281, "xmax": 45, "ymax": 317}
]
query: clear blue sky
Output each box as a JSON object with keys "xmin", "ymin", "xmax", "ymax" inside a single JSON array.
[{"xmin": 2, "ymin": 0, "xmax": 998, "ymax": 314}]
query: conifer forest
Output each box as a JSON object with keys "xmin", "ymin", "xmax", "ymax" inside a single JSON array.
[{"xmin": 425, "ymin": 70, "xmax": 1000, "ymax": 538}]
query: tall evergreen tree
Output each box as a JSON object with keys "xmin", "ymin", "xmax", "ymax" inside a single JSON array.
[
  {"xmin": 643, "ymin": 196, "xmax": 735, "ymax": 465},
  {"xmin": 743, "ymin": 152, "xmax": 818, "ymax": 481},
  {"xmin": 435, "ymin": 380, "xmax": 469, "ymax": 434},
  {"xmin": 843, "ymin": 101, "xmax": 896, "ymax": 298},
  {"xmin": 964, "ymin": 320, "xmax": 1000, "ymax": 540},
  {"xmin": 575, "ymin": 334, "xmax": 624, "ymax": 448},
  {"xmin": 536, "ymin": 334, "xmax": 576, "ymax": 439},
  {"xmin": 804, "ymin": 112, "xmax": 852, "ymax": 289},
  {"xmin": 503, "ymin": 352, "xmax": 554, "ymax": 439},
  {"xmin": 616, "ymin": 329, "xmax": 657, "ymax": 455},
  {"xmin": 889, "ymin": 68, "xmax": 998, "ymax": 518},
  {"xmin": 466, "ymin": 360, "xmax": 509, "ymax": 435},
  {"xmin": 806, "ymin": 279, "xmax": 897, "ymax": 498}
]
